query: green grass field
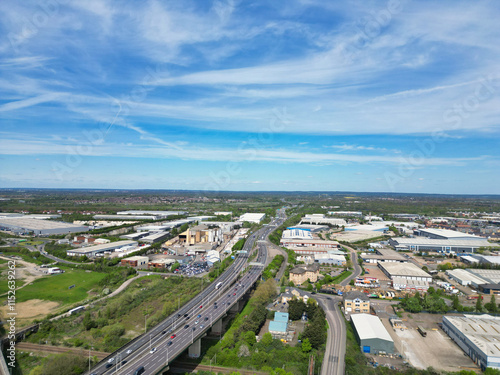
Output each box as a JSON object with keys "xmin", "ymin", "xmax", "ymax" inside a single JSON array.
[{"xmin": 15, "ymin": 267, "xmax": 107, "ymax": 305}]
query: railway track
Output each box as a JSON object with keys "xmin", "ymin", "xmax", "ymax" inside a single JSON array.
[{"xmin": 169, "ymin": 361, "xmax": 268, "ymax": 374}]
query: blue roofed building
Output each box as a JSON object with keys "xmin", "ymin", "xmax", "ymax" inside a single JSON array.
[
  {"xmin": 268, "ymin": 311, "xmax": 289, "ymax": 339},
  {"xmin": 269, "ymin": 321, "xmax": 288, "ymax": 337},
  {"xmin": 274, "ymin": 312, "xmax": 289, "ymax": 323}
]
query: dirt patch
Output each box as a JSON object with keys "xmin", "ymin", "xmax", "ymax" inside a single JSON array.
[
  {"xmin": 0, "ymin": 255, "xmax": 46, "ymax": 292},
  {"xmin": 0, "ymin": 299, "xmax": 60, "ymax": 324},
  {"xmin": 364, "ymin": 264, "xmax": 390, "ymax": 281}
]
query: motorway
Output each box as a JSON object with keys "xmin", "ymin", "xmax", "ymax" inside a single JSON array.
[{"xmin": 87, "ymin": 215, "xmax": 284, "ymax": 375}]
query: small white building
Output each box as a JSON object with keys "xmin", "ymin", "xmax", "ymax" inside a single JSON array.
[
  {"xmin": 47, "ymin": 267, "xmax": 63, "ymax": 275},
  {"xmin": 239, "ymin": 213, "xmax": 266, "ymax": 223}
]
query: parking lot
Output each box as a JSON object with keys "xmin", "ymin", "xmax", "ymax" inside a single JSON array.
[{"xmin": 173, "ymin": 261, "xmax": 209, "ymax": 276}]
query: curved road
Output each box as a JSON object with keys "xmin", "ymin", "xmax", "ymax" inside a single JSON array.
[
  {"xmin": 340, "ymin": 244, "xmax": 362, "ymax": 287},
  {"xmin": 313, "ymin": 294, "xmax": 345, "ymax": 375}
]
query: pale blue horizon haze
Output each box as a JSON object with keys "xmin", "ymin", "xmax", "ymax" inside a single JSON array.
[{"xmin": 0, "ymin": 0, "xmax": 499, "ymax": 194}]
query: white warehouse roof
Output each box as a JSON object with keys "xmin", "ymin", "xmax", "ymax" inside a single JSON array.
[
  {"xmin": 416, "ymin": 228, "xmax": 482, "ymax": 239},
  {"xmin": 351, "ymin": 314, "xmax": 394, "ymax": 343},
  {"xmin": 239, "ymin": 213, "xmax": 266, "ymax": 223},
  {"xmin": 446, "ymin": 269, "xmax": 488, "ymax": 286},
  {"xmin": 379, "ymin": 262, "xmax": 431, "ymax": 278},
  {"xmin": 282, "ymin": 229, "xmax": 313, "ymax": 240},
  {"xmin": 443, "ymin": 314, "xmax": 500, "ymax": 358}
]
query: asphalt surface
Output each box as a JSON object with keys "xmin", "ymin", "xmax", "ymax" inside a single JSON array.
[
  {"xmin": 340, "ymin": 244, "xmax": 362, "ymax": 286},
  {"xmin": 315, "ymin": 243, "xmax": 362, "ymax": 375},
  {"xmin": 312, "ymin": 294, "xmax": 345, "ymax": 375},
  {"xmin": 87, "ymin": 217, "xmax": 283, "ymax": 375}
]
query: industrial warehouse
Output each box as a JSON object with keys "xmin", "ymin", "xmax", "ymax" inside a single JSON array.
[
  {"xmin": 446, "ymin": 268, "xmax": 500, "ymax": 291},
  {"xmin": 66, "ymin": 240, "xmax": 138, "ymax": 257},
  {"xmin": 360, "ymin": 248, "xmax": 407, "ymax": 263},
  {"xmin": 442, "ymin": 314, "xmax": 500, "ymax": 371},
  {"xmin": 0, "ymin": 217, "xmax": 88, "ymax": 235},
  {"xmin": 378, "ymin": 262, "xmax": 432, "ymax": 291},
  {"xmin": 389, "ymin": 237, "xmax": 499, "ymax": 253},
  {"xmin": 351, "ymin": 314, "xmax": 394, "ymax": 354}
]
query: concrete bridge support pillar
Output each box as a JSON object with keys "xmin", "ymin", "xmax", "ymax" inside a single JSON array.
[
  {"xmin": 188, "ymin": 338, "xmax": 201, "ymax": 358},
  {"xmin": 230, "ymin": 301, "xmax": 240, "ymax": 313},
  {"xmin": 211, "ymin": 318, "xmax": 223, "ymax": 335}
]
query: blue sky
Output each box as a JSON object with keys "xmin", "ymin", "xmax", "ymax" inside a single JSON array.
[{"xmin": 0, "ymin": 0, "xmax": 499, "ymax": 194}]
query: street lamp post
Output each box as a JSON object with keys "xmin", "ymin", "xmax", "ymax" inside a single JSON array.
[{"xmin": 88, "ymin": 346, "xmax": 93, "ymax": 373}]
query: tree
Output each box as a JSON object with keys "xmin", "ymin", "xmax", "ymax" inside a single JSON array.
[
  {"xmin": 82, "ymin": 311, "xmax": 97, "ymax": 331},
  {"xmin": 301, "ymin": 338, "xmax": 312, "ymax": 353},
  {"xmin": 476, "ymin": 296, "xmax": 483, "ymax": 312},
  {"xmin": 170, "ymin": 261, "xmax": 180, "ymax": 273},
  {"xmin": 242, "ymin": 330, "xmax": 256, "ymax": 347},
  {"xmin": 306, "ymin": 282, "xmax": 313, "ymax": 292},
  {"xmin": 485, "ymin": 295, "xmax": 498, "ymax": 314},
  {"xmin": 261, "ymin": 332, "xmax": 273, "ymax": 347},
  {"xmin": 288, "ymin": 299, "xmax": 306, "ymax": 320},
  {"xmin": 452, "ymin": 294, "xmax": 461, "ymax": 311}
]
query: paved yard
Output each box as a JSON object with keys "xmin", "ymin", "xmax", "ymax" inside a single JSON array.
[{"xmin": 381, "ymin": 313, "xmax": 479, "ymax": 373}]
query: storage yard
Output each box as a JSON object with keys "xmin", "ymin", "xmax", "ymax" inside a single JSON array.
[{"xmin": 380, "ymin": 312, "xmax": 479, "ymax": 372}]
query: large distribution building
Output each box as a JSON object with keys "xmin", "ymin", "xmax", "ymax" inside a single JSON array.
[
  {"xmin": 300, "ymin": 214, "xmax": 346, "ymax": 226},
  {"xmin": 351, "ymin": 314, "xmax": 394, "ymax": 354},
  {"xmin": 414, "ymin": 228, "xmax": 481, "ymax": 240},
  {"xmin": 66, "ymin": 240, "xmax": 138, "ymax": 257},
  {"xmin": 447, "ymin": 268, "xmax": 500, "ymax": 291},
  {"xmin": 389, "ymin": 237, "xmax": 498, "ymax": 253},
  {"xmin": 116, "ymin": 210, "xmax": 187, "ymax": 217},
  {"xmin": 0, "ymin": 217, "xmax": 88, "ymax": 235},
  {"xmin": 442, "ymin": 314, "xmax": 500, "ymax": 371},
  {"xmin": 389, "ymin": 227, "xmax": 500, "ymax": 253}
]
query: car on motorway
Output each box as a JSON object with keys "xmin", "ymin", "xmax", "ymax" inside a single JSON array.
[
  {"xmin": 204, "ymin": 317, "xmax": 209, "ymax": 321},
  {"xmin": 167, "ymin": 341, "xmax": 172, "ymax": 346},
  {"xmin": 185, "ymin": 315, "xmax": 190, "ymax": 320},
  {"xmin": 150, "ymin": 347, "xmax": 157, "ymax": 354},
  {"xmin": 195, "ymin": 320, "xmax": 199, "ymax": 325},
  {"xmin": 134, "ymin": 366, "xmax": 145, "ymax": 375},
  {"xmin": 184, "ymin": 324, "xmax": 189, "ymax": 329},
  {"xmin": 170, "ymin": 334, "xmax": 176, "ymax": 339},
  {"xmin": 162, "ymin": 330, "xmax": 167, "ymax": 334},
  {"xmin": 199, "ymin": 305, "xmax": 203, "ymax": 308},
  {"xmin": 197, "ymin": 314, "xmax": 202, "ymax": 318},
  {"xmin": 126, "ymin": 349, "xmax": 133, "ymax": 354},
  {"xmin": 107, "ymin": 358, "xmax": 115, "ymax": 363},
  {"xmin": 214, "ymin": 305, "xmax": 218, "ymax": 309},
  {"xmin": 192, "ymin": 326, "xmax": 196, "ymax": 331},
  {"xmin": 200, "ymin": 324, "xmax": 204, "ymax": 329},
  {"xmin": 233, "ymin": 292, "xmax": 236, "ymax": 296},
  {"xmin": 183, "ymin": 313, "xmax": 188, "ymax": 317},
  {"xmin": 106, "ymin": 363, "xmax": 113, "ymax": 369}
]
